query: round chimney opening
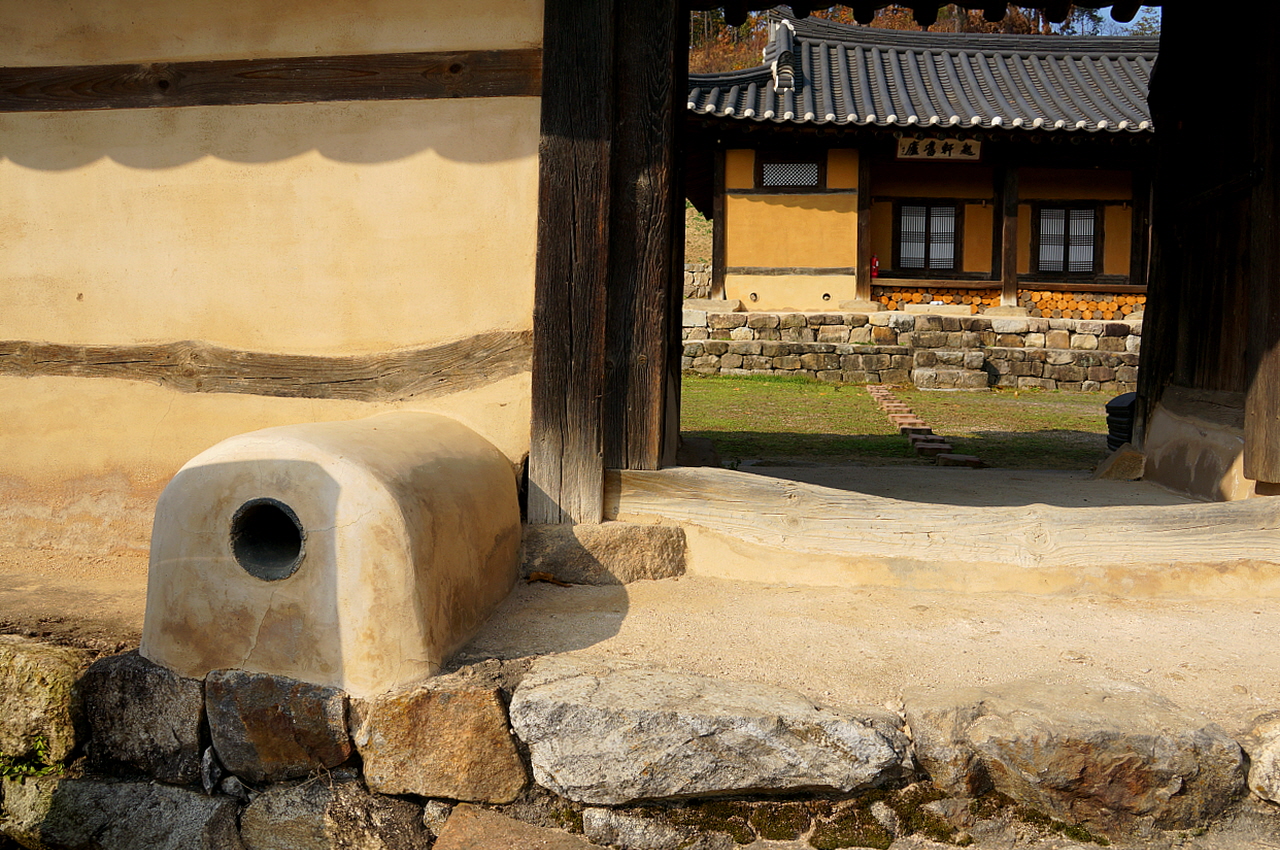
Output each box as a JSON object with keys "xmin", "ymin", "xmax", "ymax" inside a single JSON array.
[{"xmin": 230, "ymin": 498, "xmax": 305, "ymax": 581}]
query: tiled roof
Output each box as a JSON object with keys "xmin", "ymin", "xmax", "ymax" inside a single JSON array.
[{"xmin": 687, "ymin": 15, "xmax": 1156, "ymax": 133}]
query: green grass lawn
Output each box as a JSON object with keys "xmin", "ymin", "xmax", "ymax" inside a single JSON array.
[{"xmin": 681, "ymin": 374, "xmax": 1111, "ymax": 469}]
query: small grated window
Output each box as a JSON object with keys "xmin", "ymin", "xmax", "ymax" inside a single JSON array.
[{"xmin": 760, "ymin": 161, "xmax": 821, "ymax": 188}]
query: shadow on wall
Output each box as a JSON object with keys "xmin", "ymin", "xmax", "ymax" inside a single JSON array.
[{"xmin": 0, "ymin": 98, "xmax": 538, "ymax": 170}]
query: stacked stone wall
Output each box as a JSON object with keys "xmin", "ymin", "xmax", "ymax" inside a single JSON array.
[
  {"xmin": 682, "ymin": 309, "xmax": 1141, "ymax": 392},
  {"xmin": 683, "ymin": 263, "xmax": 712, "ymax": 300}
]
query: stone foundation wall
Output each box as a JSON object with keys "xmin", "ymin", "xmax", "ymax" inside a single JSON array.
[
  {"xmin": 0, "ymin": 632, "xmax": 1269, "ymax": 848},
  {"xmin": 682, "ymin": 309, "xmax": 1141, "ymax": 392},
  {"xmin": 683, "ymin": 263, "xmax": 711, "ymax": 300}
]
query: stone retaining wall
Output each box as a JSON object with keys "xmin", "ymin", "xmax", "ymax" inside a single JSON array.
[
  {"xmin": 0, "ymin": 633, "xmax": 1274, "ymax": 848},
  {"xmin": 683, "ymin": 263, "xmax": 711, "ymax": 300},
  {"xmin": 682, "ymin": 309, "xmax": 1141, "ymax": 392}
]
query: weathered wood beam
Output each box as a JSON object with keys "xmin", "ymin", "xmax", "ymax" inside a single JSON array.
[
  {"xmin": 604, "ymin": 0, "xmax": 680, "ymax": 472},
  {"xmin": 999, "ymin": 164, "xmax": 1020, "ymax": 308},
  {"xmin": 711, "ymin": 149, "xmax": 727, "ymax": 299},
  {"xmin": 0, "ymin": 331, "xmax": 531, "ymax": 402},
  {"xmin": 0, "ymin": 50, "xmax": 541, "ymax": 112},
  {"xmin": 855, "ymin": 152, "xmax": 873, "ymax": 301},
  {"xmin": 1245, "ymin": 7, "xmax": 1280, "ymax": 483},
  {"xmin": 528, "ymin": 0, "xmax": 614, "ymax": 524}
]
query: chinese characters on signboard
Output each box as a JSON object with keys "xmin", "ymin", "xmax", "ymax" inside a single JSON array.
[{"xmin": 896, "ymin": 137, "xmax": 982, "ymax": 161}]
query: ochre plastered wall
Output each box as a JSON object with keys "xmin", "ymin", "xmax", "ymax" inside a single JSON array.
[
  {"xmin": 724, "ymin": 194, "xmax": 857, "ymax": 269},
  {"xmin": 725, "ymin": 149, "xmax": 754, "ymax": 189},
  {"xmin": 0, "ymin": 1, "xmax": 542, "ymax": 553},
  {"xmin": 872, "ymin": 162, "xmax": 994, "ymax": 200},
  {"xmin": 827, "ymin": 149, "xmax": 858, "ymax": 189},
  {"xmin": 0, "ymin": 101, "xmax": 538, "ymax": 354},
  {"xmin": 1020, "ymin": 168, "xmax": 1131, "ymax": 201},
  {"xmin": 724, "ymin": 275, "xmax": 857, "ymax": 311},
  {"xmin": 0, "ymin": 0, "xmax": 542, "ymax": 65},
  {"xmin": 962, "ymin": 203, "xmax": 994, "ymax": 274},
  {"xmin": 1104, "ymin": 205, "xmax": 1132, "ymax": 276}
]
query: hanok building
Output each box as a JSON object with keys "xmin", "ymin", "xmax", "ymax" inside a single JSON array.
[{"xmin": 685, "ymin": 15, "xmax": 1156, "ymax": 318}]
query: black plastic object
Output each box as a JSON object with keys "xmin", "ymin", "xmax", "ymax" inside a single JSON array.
[{"xmin": 1104, "ymin": 391, "xmax": 1137, "ymax": 452}]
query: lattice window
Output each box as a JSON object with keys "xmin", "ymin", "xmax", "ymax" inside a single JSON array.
[
  {"xmin": 898, "ymin": 203, "xmax": 957, "ymax": 271},
  {"xmin": 759, "ymin": 161, "xmax": 821, "ymax": 188},
  {"xmin": 1038, "ymin": 207, "xmax": 1097, "ymax": 274}
]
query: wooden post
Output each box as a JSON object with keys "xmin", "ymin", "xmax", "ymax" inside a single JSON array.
[
  {"xmin": 528, "ymin": 0, "xmax": 614, "ymax": 524},
  {"xmin": 1130, "ymin": 168, "xmax": 1151, "ymax": 287},
  {"xmin": 604, "ymin": 0, "xmax": 681, "ymax": 471},
  {"xmin": 1000, "ymin": 164, "xmax": 1020, "ymax": 308},
  {"xmin": 855, "ymin": 150, "xmax": 873, "ymax": 301},
  {"xmin": 1245, "ymin": 8, "xmax": 1280, "ymax": 483},
  {"xmin": 710, "ymin": 148, "xmax": 727, "ymax": 299}
]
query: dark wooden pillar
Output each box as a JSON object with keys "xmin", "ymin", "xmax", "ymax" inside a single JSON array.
[
  {"xmin": 998, "ymin": 164, "xmax": 1020, "ymax": 308},
  {"xmin": 528, "ymin": 0, "xmax": 615, "ymax": 524},
  {"xmin": 1245, "ymin": 7, "xmax": 1280, "ymax": 483},
  {"xmin": 603, "ymin": 0, "xmax": 682, "ymax": 471},
  {"xmin": 1129, "ymin": 168, "xmax": 1151, "ymax": 287},
  {"xmin": 530, "ymin": 0, "xmax": 684, "ymax": 521},
  {"xmin": 855, "ymin": 150, "xmax": 873, "ymax": 301},
  {"xmin": 710, "ymin": 149, "xmax": 727, "ymax": 299}
]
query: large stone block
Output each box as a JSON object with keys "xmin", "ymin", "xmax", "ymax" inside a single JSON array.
[
  {"xmin": 141, "ymin": 412, "xmax": 521, "ymax": 699},
  {"xmin": 1245, "ymin": 714, "xmax": 1280, "ymax": 803},
  {"xmin": 582, "ymin": 808, "xmax": 734, "ymax": 850},
  {"xmin": 351, "ymin": 682, "xmax": 527, "ymax": 803},
  {"xmin": 707, "ymin": 312, "xmax": 746, "ymax": 329},
  {"xmin": 2, "ymin": 777, "xmax": 243, "ymax": 850},
  {"xmin": 906, "ymin": 680, "xmax": 1246, "ymax": 835},
  {"xmin": 434, "ymin": 805, "xmax": 594, "ymax": 850},
  {"xmin": 1045, "ymin": 329, "xmax": 1071, "ymax": 349},
  {"xmin": 205, "ymin": 669, "xmax": 351, "ymax": 784},
  {"xmin": 0, "ymin": 637, "xmax": 89, "ymax": 766},
  {"xmin": 522, "ymin": 523, "xmax": 685, "ymax": 586},
  {"xmin": 79, "ymin": 651, "xmax": 204, "ymax": 784},
  {"xmin": 240, "ymin": 780, "xmax": 425, "ymax": 850},
  {"xmin": 509, "ymin": 658, "xmax": 907, "ymax": 805}
]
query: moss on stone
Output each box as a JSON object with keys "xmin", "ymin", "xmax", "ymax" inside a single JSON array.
[
  {"xmin": 667, "ymin": 800, "xmax": 755, "ymax": 845},
  {"xmin": 749, "ymin": 802, "xmax": 811, "ymax": 840},
  {"xmin": 808, "ymin": 802, "xmax": 893, "ymax": 850},
  {"xmin": 1014, "ymin": 806, "xmax": 1110, "ymax": 846}
]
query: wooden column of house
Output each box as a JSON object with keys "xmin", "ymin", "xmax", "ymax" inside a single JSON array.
[
  {"xmin": 711, "ymin": 149, "xmax": 727, "ymax": 299},
  {"xmin": 999, "ymin": 165, "xmax": 1020, "ymax": 308},
  {"xmin": 530, "ymin": 0, "xmax": 682, "ymax": 522},
  {"xmin": 528, "ymin": 0, "xmax": 615, "ymax": 524},
  {"xmin": 855, "ymin": 152, "xmax": 873, "ymax": 302},
  {"xmin": 603, "ymin": 0, "xmax": 682, "ymax": 472}
]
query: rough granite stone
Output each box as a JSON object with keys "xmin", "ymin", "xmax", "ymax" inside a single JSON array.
[
  {"xmin": 509, "ymin": 657, "xmax": 908, "ymax": 805},
  {"xmin": 206, "ymin": 669, "xmax": 351, "ymax": 784},
  {"xmin": 434, "ymin": 804, "xmax": 595, "ymax": 850},
  {"xmin": 351, "ymin": 682, "xmax": 527, "ymax": 803},
  {"xmin": 1, "ymin": 776, "xmax": 242, "ymax": 850},
  {"xmin": 0, "ymin": 636, "xmax": 89, "ymax": 765},
  {"xmin": 240, "ymin": 781, "xmax": 425, "ymax": 850},
  {"xmin": 1244, "ymin": 713, "xmax": 1280, "ymax": 803},
  {"xmin": 582, "ymin": 808, "xmax": 735, "ymax": 850},
  {"xmin": 79, "ymin": 651, "xmax": 204, "ymax": 784},
  {"xmin": 521, "ymin": 522, "xmax": 686, "ymax": 586},
  {"xmin": 905, "ymin": 680, "xmax": 1246, "ymax": 835}
]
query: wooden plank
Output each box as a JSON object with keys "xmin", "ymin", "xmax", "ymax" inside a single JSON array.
[
  {"xmin": 872, "ymin": 278, "xmax": 1001, "ymax": 290},
  {"xmin": 605, "ymin": 467, "xmax": 1280, "ymax": 594},
  {"xmin": 1000, "ymin": 164, "xmax": 1020, "ymax": 307},
  {"xmin": 856, "ymin": 150, "xmax": 873, "ymax": 301},
  {"xmin": 0, "ymin": 49, "xmax": 541, "ymax": 111},
  {"xmin": 711, "ymin": 149, "xmax": 727, "ymax": 299},
  {"xmin": 0, "ymin": 331, "xmax": 530, "ymax": 402},
  {"xmin": 603, "ymin": 0, "xmax": 680, "ymax": 471},
  {"xmin": 528, "ymin": 0, "xmax": 614, "ymax": 524},
  {"xmin": 1014, "ymin": 280, "xmax": 1147, "ymax": 294},
  {"xmin": 662, "ymin": 13, "xmax": 691, "ymax": 469}
]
